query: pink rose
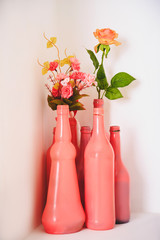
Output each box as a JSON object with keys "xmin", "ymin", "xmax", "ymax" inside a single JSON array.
[
  {"xmin": 70, "ymin": 57, "xmax": 80, "ymax": 71},
  {"xmin": 56, "ymin": 73, "xmax": 68, "ymax": 81},
  {"xmin": 61, "ymin": 83, "xmax": 73, "ymax": 99}
]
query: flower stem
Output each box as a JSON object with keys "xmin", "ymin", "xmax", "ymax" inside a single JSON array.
[
  {"xmin": 97, "ymin": 87, "xmax": 101, "ymax": 99},
  {"xmin": 43, "ymin": 33, "xmax": 62, "ymax": 73},
  {"xmin": 101, "ymin": 90, "xmax": 105, "ymax": 99}
]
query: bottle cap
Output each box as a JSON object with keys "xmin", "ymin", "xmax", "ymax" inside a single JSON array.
[
  {"xmin": 93, "ymin": 99, "xmax": 104, "ymax": 108},
  {"xmin": 57, "ymin": 105, "xmax": 69, "ymax": 115},
  {"xmin": 110, "ymin": 126, "xmax": 120, "ymax": 132},
  {"xmin": 81, "ymin": 126, "xmax": 91, "ymax": 133}
]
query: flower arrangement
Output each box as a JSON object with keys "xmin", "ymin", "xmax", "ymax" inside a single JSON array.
[
  {"xmin": 38, "ymin": 33, "xmax": 95, "ymax": 112},
  {"xmin": 86, "ymin": 28, "xmax": 135, "ymax": 99}
]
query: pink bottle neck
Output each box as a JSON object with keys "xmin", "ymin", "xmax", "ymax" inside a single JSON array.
[
  {"xmin": 110, "ymin": 128, "xmax": 122, "ymax": 163},
  {"xmin": 55, "ymin": 106, "xmax": 71, "ymax": 142},
  {"xmin": 80, "ymin": 127, "xmax": 91, "ymax": 149},
  {"xmin": 92, "ymin": 108, "xmax": 106, "ymax": 138},
  {"xmin": 69, "ymin": 117, "xmax": 78, "ymax": 148}
]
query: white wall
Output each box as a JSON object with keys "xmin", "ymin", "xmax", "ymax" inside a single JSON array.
[
  {"xmin": 46, "ymin": 0, "xmax": 160, "ymax": 214},
  {"xmin": 0, "ymin": 0, "xmax": 160, "ymax": 239},
  {"xmin": 0, "ymin": 1, "xmax": 56, "ymax": 240}
]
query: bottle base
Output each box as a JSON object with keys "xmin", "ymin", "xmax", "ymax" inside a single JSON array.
[
  {"xmin": 116, "ymin": 219, "xmax": 130, "ymax": 224},
  {"xmin": 44, "ymin": 223, "xmax": 84, "ymax": 234},
  {"xmin": 86, "ymin": 221, "xmax": 115, "ymax": 230}
]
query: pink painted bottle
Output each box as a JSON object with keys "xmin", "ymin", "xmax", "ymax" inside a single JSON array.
[
  {"xmin": 69, "ymin": 117, "xmax": 80, "ymax": 168},
  {"xmin": 46, "ymin": 127, "xmax": 56, "ymax": 187},
  {"xmin": 84, "ymin": 99, "xmax": 115, "ymax": 230},
  {"xmin": 110, "ymin": 126, "xmax": 130, "ymax": 224},
  {"xmin": 42, "ymin": 105, "xmax": 85, "ymax": 234},
  {"xmin": 77, "ymin": 126, "xmax": 91, "ymax": 207}
]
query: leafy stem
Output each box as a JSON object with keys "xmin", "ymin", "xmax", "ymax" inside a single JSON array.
[{"xmin": 43, "ymin": 32, "xmax": 61, "ymax": 73}]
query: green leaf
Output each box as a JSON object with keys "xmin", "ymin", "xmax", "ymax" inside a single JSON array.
[
  {"xmin": 105, "ymin": 87, "xmax": 123, "ymax": 100},
  {"xmin": 69, "ymin": 102, "xmax": 85, "ymax": 111},
  {"xmin": 99, "ymin": 45, "xmax": 110, "ymax": 58},
  {"xmin": 63, "ymin": 98, "xmax": 72, "ymax": 105},
  {"xmin": 111, "ymin": 72, "xmax": 135, "ymax": 88},
  {"xmin": 105, "ymin": 45, "xmax": 110, "ymax": 58},
  {"xmin": 70, "ymin": 94, "xmax": 89, "ymax": 102},
  {"xmin": 96, "ymin": 64, "xmax": 108, "ymax": 90},
  {"xmin": 96, "ymin": 44, "xmax": 101, "ymax": 53},
  {"xmin": 47, "ymin": 95, "xmax": 57, "ymax": 110},
  {"xmin": 50, "ymin": 99, "xmax": 65, "ymax": 105},
  {"xmin": 86, "ymin": 49, "xmax": 99, "ymax": 72}
]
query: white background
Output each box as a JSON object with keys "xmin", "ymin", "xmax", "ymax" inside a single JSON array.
[{"xmin": 0, "ymin": 0, "xmax": 160, "ymax": 239}]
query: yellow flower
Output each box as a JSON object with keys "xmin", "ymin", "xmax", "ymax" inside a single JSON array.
[
  {"xmin": 70, "ymin": 79, "xmax": 75, "ymax": 87},
  {"xmin": 47, "ymin": 37, "xmax": 57, "ymax": 48},
  {"xmin": 60, "ymin": 56, "xmax": 74, "ymax": 67},
  {"xmin": 54, "ymin": 82, "xmax": 59, "ymax": 90},
  {"xmin": 42, "ymin": 61, "xmax": 50, "ymax": 75}
]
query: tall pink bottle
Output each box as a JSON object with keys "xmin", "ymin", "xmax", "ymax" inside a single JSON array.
[
  {"xmin": 77, "ymin": 126, "xmax": 91, "ymax": 207},
  {"xmin": 110, "ymin": 126, "xmax": 130, "ymax": 224},
  {"xmin": 46, "ymin": 127, "xmax": 56, "ymax": 187},
  {"xmin": 84, "ymin": 99, "xmax": 115, "ymax": 230},
  {"xmin": 42, "ymin": 105, "xmax": 85, "ymax": 234}
]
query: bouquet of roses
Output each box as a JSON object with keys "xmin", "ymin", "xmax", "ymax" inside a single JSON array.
[{"xmin": 38, "ymin": 33, "xmax": 95, "ymax": 112}]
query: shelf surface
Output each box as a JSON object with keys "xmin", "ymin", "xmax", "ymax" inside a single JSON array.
[{"xmin": 25, "ymin": 213, "xmax": 160, "ymax": 240}]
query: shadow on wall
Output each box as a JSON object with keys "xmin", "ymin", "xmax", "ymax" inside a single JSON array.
[
  {"xmin": 30, "ymin": 70, "xmax": 47, "ymax": 230},
  {"xmin": 123, "ymin": 128, "xmax": 145, "ymax": 213}
]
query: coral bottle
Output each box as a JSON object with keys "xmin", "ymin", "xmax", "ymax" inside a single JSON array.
[
  {"xmin": 84, "ymin": 99, "xmax": 115, "ymax": 230},
  {"xmin": 42, "ymin": 105, "xmax": 85, "ymax": 234},
  {"xmin": 46, "ymin": 127, "xmax": 56, "ymax": 187},
  {"xmin": 69, "ymin": 117, "xmax": 80, "ymax": 168},
  {"xmin": 77, "ymin": 126, "xmax": 91, "ymax": 207},
  {"xmin": 110, "ymin": 126, "xmax": 130, "ymax": 224}
]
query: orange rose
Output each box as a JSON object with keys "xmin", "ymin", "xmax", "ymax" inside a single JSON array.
[{"xmin": 93, "ymin": 28, "xmax": 121, "ymax": 47}]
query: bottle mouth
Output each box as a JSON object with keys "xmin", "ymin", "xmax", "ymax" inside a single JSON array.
[
  {"xmin": 110, "ymin": 126, "xmax": 120, "ymax": 132},
  {"xmin": 57, "ymin": 105, "xmax": 69, "ymax": 115},
  {"xmin": 93, "ymin": 99, "xmax": 104, "ymax": 108}
]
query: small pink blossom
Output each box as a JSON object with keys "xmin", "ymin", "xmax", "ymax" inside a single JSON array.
[
  {"xmin": 61, "ymin": 83, "xmax": 73, "ymax": 99},
  {"xmin": 83, "ymin": 73, "xmax": 95, "ymax": 87},
  {"xmin": 70, "ymin": 57, "xmax": 80, "ymax": 71},
  {"xmin": 60, "ymin": 77, "xmax": 70, "ymax": 86},
  {"xmin": 52, "ymin": 87, "xmax": 59, "ymax": 97},
  {"xmin": 56, "ymin": 73, "xmax": 68, "ymax": 81},
  {"xmin": 49, "ymin": 61, "xmax": 58, "ymax": 71},
  {"xmin": 77, "ymin": 80, "xmax": 85, "ymax": 90},
  {"xmin": 70, "ymin": 71, "xmax": 85, "ymax": 81}
]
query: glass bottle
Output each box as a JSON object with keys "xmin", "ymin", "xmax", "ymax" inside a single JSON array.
[
  {"xmin": 42, "ymin": 105, "xmax": 85, "ymax": 234},
  {"xmin": 110, "ymin": 126, "xmax": 130, "ymax": 224},
  {"xmin": 46, "ymin": 127, "xmax": 56, "ymax": 187},
  {"xmin": 84, "ymin": 99, "xmax": 115, "ymax": 230},
  {"xmin": 77, "ymin": 126, "xmax": 91, "ymax": 208}
]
